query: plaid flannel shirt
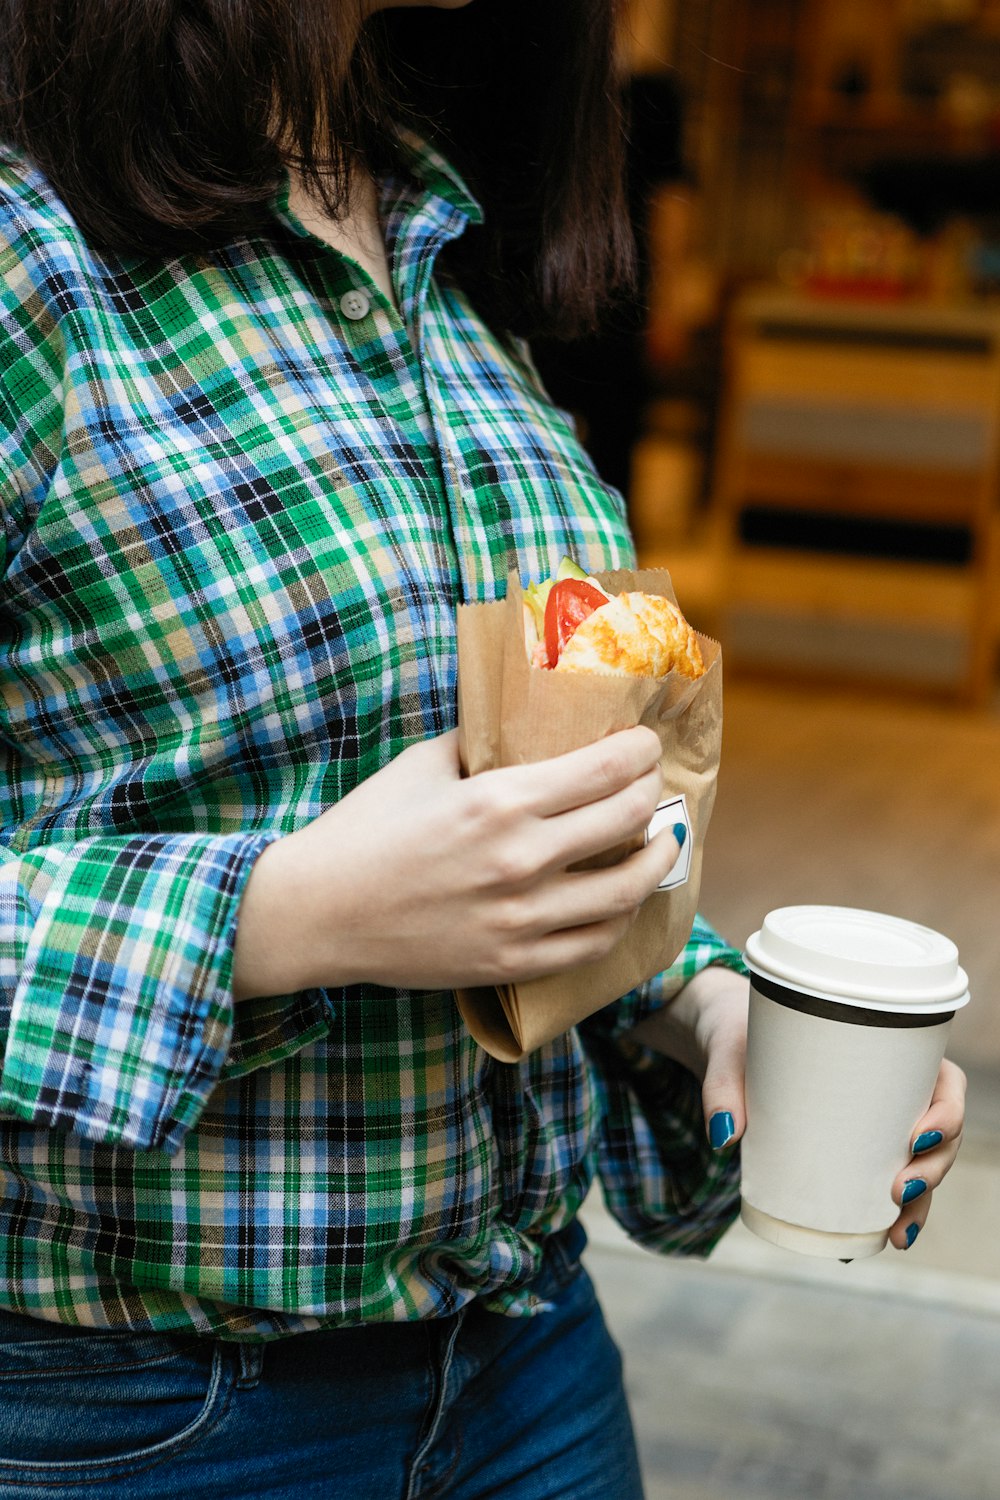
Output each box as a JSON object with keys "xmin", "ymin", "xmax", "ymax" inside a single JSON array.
[{"xmin": 0, "ymin": 130, "xmax": 744, "ymax": 1338}]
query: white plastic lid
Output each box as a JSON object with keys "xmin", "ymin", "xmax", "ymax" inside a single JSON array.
[{"xmin": 743, "ymin": 906, "xmax": 970, "ymax": 1013}]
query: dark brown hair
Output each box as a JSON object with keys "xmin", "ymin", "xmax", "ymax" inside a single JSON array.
[{"xmin": 0, "ymin": 0, "xmax": 634, "ymax": 337}]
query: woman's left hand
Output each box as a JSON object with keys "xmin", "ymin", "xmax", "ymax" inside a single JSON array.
[{"xmin": 628, "ymin": 967, "xmax": 968, "ymax": 1250}]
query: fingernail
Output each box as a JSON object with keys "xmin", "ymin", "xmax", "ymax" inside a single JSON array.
[
  {"xmin": 709, "ymin": 1110, "xmax": 735, "ymax": 1150},
  {"xmin": 912, "ymin": 1130, "xmax": 943, "ymax": 1156},
  {"xmin": 905, "ymin": 1223, "xmax": 920, "ymax": 1249},
  {"xmin": 672, "ymin": 822, "xmax": 687, "ymax": 848},
  {"xmin": 901, "ymin": 1178, "xmax": 928, "ymax": 1206}
]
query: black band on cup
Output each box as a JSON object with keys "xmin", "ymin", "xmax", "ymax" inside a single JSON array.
[{"xmin": 749, "ymin": 971, "xmax": 955, "ymax": 1029}]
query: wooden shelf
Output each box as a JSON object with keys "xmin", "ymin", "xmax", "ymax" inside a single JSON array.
[
  {"xmin": 712, "ymin": 288, "xmax": 1000, "ymax": 704},
  {"xmin": 726, "ymin": 548, "xmax": 977, "ymax": 631},
  {"xmin": 801, "ymin": 118, "xmax": 997, "ymax": 165},
  {"xmin": 802, "ymin": 101, "xmax": 945, "ymax": 133}
]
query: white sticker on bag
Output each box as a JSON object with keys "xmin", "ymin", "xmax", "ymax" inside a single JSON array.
[{"xmin": 645, "ymin": 794, "xmax": 692, "ymax": 891}]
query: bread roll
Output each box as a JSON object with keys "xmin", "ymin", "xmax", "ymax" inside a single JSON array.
[{"xmin": 555, "ymin": 592, "xmax": 703, "ymax": 680}]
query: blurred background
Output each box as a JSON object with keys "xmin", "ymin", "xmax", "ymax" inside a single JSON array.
[{"xmin": 557, "ymin": 2, "xmax": 1000, "ymax": 1496}]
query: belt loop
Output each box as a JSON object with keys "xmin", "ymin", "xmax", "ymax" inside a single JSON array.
[{"xmin": 236, "ymin": 1340, "xmax": 264, "ymax": 1390}]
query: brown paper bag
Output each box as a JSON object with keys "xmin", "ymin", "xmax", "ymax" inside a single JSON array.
[{"xmin": 454, "ymin": 567, "xmax": 723, "ymax": 1062}]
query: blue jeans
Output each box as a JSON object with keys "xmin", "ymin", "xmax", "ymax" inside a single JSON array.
[{"xmin": 0, "ymin": 1223, "xmax": 643, "ymax": 1499}]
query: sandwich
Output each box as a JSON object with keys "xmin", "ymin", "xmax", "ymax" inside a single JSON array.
[{"xmin": 523, "ymin": 558, "xmax": 704, "ymax": 681}]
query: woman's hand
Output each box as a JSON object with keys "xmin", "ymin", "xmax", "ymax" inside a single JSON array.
[
  {"xmin": 888, "ymin": 1057, "xmax": 967, "ymax": 1251},
  {"xmin": 233, "ymin": 726, "xmax": 684, "ymax": 998},
  {"xmin": 630, "ymin": 970, "xmax": 968, "ymax": 1250}
]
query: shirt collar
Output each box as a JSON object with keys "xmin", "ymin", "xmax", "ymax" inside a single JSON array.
[
  {"xmin": 270, "ymin": 127, "xmax": 484, "ymax": 239},
  {"xmin": 392, "ymin": 128, "xmax": 484, "ymax": 229}
]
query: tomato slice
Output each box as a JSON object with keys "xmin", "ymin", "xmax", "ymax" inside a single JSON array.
[{"xmin": 544, "ymin": 579, "xmax": 607, "ymax": 666}]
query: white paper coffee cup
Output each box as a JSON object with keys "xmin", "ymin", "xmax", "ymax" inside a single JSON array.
[{"xmin": 741, "ymin": 906, "xmax": 970, "ymax": 1260}]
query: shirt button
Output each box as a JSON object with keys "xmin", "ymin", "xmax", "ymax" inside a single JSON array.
[{"xmin": 339, "ymin": 289, "xmax": 371, "ymax": 321}]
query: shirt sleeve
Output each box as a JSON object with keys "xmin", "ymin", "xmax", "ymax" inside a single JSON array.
[
  {"xmin": 0, "ymin": 830, "xmax": 280, "ymax": 1153},
  {"xmin": 0, "ymin": 171, "xmax": 293, "ymax": 1154},
  {"xmin": 580, "ymin": 912, "xmax": 748, "ymax": 1257}
]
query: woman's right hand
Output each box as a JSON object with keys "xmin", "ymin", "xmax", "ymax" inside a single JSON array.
[{"xmin": 233, "ymin": 726, "xmax": 683, "ymax": 997}]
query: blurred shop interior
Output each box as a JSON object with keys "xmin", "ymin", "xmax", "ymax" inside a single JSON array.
[
  {"xmin": 535, "ymin": 0, "xmax": 1000, "ymax": 1077},
  {"xmin": 537, "ymin": 0, "xmax": 1000, "ymax": 710},
  {"xmin": 562, "ymin": 11, "xmax": 1000, "ymax": 1495}
]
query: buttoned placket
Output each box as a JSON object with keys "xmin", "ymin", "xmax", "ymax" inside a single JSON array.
[
  {"xmin": 386, "ymin": 202, "xmax": 502, "ymax": 610},
  {"xmin": 274, "ymin": 173, "xmax": 475, "ymax": 723},
  {"xmin": 318, "ymin": 176, "xmax": 495, "ymax": 619}
]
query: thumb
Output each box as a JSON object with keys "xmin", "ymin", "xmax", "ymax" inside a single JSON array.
[
  {"xmin": 702, "ymin": 1018, "xmax": 747, "ymax": 1153},
  {"xmin": 395, "ymin": 727, "xmax": 463, "ymax": 781}
]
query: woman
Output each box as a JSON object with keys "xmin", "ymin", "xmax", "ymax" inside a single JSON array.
[{"xmin": 0, "ymin": 2, "xmax": 965, "ymax": 1497}]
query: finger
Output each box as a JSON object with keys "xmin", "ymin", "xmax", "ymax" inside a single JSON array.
[
  {"xmin": 908, "ymin": 1058, "xmax": 967, "ymax": 1157},
  {"xmin": 892, "ymin": 1134, "xmax": 962, "ymax": 1218},
  {"xmin": 497, "ymin": 912, "xmax": 635, "ymax": 984},
  {"xmin": 528, "ymin": 824, "xmax": 683, "ymax": 932},
  {"xmin": 503, "ymin": 727, "xmax": 663, "ymax": 818},
  {"xmin": 891, "ymin": 1058, "xmax": 967, "ymax": 1204},
  {"xmin": 889, "ymin": 1186, "xmax": 934, "ymax": 1252},
  {"xmin": 396, "ymin": 727, "xmax": 462, "ymax": 778},
  {"xmin": 528, "ymin": 764, "xmax": 665, "ymax": 875},
  {"xmin": 702, "ymin": 1015, "xmax": 748, "ymax": 1153}
]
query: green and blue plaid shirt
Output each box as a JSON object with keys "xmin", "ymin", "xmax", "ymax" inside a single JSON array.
[{"xmin": 0, "ymin": 131, "xmax": 744, "ymax": 1337}]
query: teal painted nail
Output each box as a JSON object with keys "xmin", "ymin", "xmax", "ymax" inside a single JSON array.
[
  {"xmin": 912, "ymin": 1130, "xmax": 943, "ymax": 1156},
  {"xmin": 901, "ymin": 1178, "xmax": 927, "ymax": 1206},
  {"xmin": 905, "ymin": 1223, "xmax": 920, "ymax": 1249},
  {"xmin": 709, "ymin": 1110, "xmax": 735, "ymax": 1150},
  {"xmin": 672, "ymin": 822, "xmax": 687, "ymax": 848}
]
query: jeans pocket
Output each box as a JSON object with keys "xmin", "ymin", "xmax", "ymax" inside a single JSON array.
[{"xmin": 0, "ymin": 1308, "xmax": 232, "ymax": 1485}]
